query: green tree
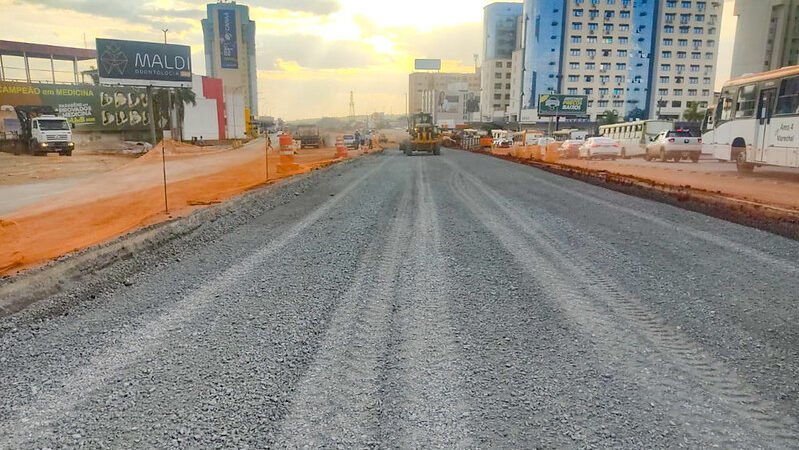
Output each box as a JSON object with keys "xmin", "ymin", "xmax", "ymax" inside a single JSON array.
[
  {"xmin": 683, "ymin": 101, "xmax": 705, "ymax": 122},
  {"xmin": 626, "ymin": 107, "xmax": 646, "ymax": 121},
  {"xmin": 600, "ymin": 109, "xmax": 619, "ymax": 125}
]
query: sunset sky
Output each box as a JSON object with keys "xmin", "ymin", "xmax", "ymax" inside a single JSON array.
[{"xmin": 2, "ymin": 0, "xmax": 736, "ymax": 120}]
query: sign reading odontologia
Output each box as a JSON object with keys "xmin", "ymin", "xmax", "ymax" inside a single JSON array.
[
  {"xmin": 218, "ymin": 9, "xmax": 239, "ymax": 69},
  {"xmin": 537, "ymin": 94, "xmax": 589, "ymax": 117},
  {"xmin": 96, "ymin": 38, "xmax": 192, "ymax": 88}
]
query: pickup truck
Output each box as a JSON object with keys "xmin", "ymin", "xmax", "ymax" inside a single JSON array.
[{"xmin": 645, "ymin": 130, "xmax": 701, "ymax": 163}]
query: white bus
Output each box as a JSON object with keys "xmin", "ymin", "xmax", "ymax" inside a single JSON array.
[
  {"xmin": 598, "ymin": 120, "xmax": 673, "ymax": 158},
  {"xmin": 703, "ymin": 65, "xmax": 799, "ymax": 172}
]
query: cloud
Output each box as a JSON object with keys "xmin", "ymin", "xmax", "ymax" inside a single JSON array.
[
  {"xmin": 257, "ymin": 34, "xmax": 379, "ymax": 70},
  {"xmin": 399, "ymin": 22, "xmax": 482, "ymax": 68},
  {"xmin": 12, "ymin": 0, "xmax": 203, "ymax": 24},
  {"xmin": 249, "ymin": 0, "xmax": 341, "ymax": 15}
]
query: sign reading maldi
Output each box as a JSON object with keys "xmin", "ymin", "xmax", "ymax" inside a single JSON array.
[
  {"xmin": 537, "ymin": 94, "xmax": 589, "ymax": 117},
  {"xmin": 96, "ymin": 38, "xmax": 192, "ymax": 88},
  {"xmin": 218, "ymin": 9, "xmax": 239, "ymax": 69}
]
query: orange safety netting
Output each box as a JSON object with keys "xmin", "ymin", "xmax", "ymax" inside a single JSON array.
[{"xmin": 0, "ymin": 139, "xmax": 363, "ymax": 276}]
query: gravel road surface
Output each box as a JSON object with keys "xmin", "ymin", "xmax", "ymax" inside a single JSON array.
[{"xmin": 1, "ymin": 148, "xmax": 797, "ymax": 448}]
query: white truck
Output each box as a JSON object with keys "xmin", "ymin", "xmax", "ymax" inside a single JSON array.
[
  {"xmin": 644, "ymin": 129, "xmax": 701, "ymax": 163},
  {"xmin": 1, "ymin": 106, "xmax": 74, "ymax": 156}
]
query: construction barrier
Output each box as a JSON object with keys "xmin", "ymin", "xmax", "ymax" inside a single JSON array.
[
  {"xmin": 0, "ymin": 139, "xmax": 357, "ymax": 276},
  {"xmin": 277, "ymin": 134, "xmax": 300, "ymax": 175},
  {"xmin": 335, "ymin": 135, "xmax": 348, "ymax": 158}
]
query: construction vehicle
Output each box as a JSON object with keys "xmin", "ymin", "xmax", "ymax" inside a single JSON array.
[
  {"xmin": 295, "ymin": 124, "xmax": 322, "ymax": 149},
  {"xmin": 0, "ymin": 106, "xmax": 74, "ymax": 156},
  {"xmin": 399, "ymin": 113, "xmax": 441, "ymax": 156}
]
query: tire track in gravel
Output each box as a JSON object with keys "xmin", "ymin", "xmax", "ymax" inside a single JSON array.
[
  {"xmin": 377, "ymin": 157, "xmax": 474, "ymax": 448},
  {"xmin": 0, "ymin": 157, "xmax": 391, "ymax": 448},
  {"xmin": 273, "ymin": 171, "xmax": 414, "ymax": 448},
  {"xmin": 445, "ymin": 152, "xmax": 797, "ymax": 273},
  {"xmin": 444, "ymin": 162, "xmax": 798, "ymax": 448}
]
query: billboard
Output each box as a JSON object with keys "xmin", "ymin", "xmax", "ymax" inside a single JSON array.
[
  {"xmin": 494, "ymin": 16, "xmax": 517, "ymax": 59},
  {"xmin": 414, "ymin": 59, "xmax": 441, "ymax": 71},
  {"xmin": 0, "ymin": 81, "xmax": 169, "ymax": 131},
  {"xmin": 537, "ymin": 94, "xmax": 589, "ymax": 117},
  {"xmin": 218, "ymin": 9, "xmax": 239, "ymax": 69},
  {"xmin": 96, "ymin": 38, "xmax": 192, "ymax": 88}
]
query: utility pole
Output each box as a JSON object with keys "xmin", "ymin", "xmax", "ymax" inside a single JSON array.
[{"xmin": 349, "ymin": 91, "xmax": 356, "ymax": 117}]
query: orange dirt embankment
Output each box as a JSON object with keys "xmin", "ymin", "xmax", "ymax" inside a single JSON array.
[
  {"xmin": 0, "ymin": 139, "xmax": 366, "ymax": 276},
  {"xmin": 494, "ymin": 143, "xmax": 799, "ymax": 212}
]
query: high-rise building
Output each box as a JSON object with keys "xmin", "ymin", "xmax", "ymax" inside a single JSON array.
[
  {"xmin": 517, "ymin": 0, "xmax": 722, "ymax": 122},
  {"xmin": 481, "ymin": 2, "xmax": 524, "ymax": 121},
  {"xmin": 408, "ymin": 71, "xmax": 481, "ymax": 125},
  {"xmin": 202, "ymin": 1, "xmax": 258, "ymax": 128},
  {"xmin": 731, "ymin": 0, "xmax": 799, "ymax": 79}
]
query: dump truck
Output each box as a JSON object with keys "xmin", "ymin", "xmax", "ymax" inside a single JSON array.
[
  {"xmin": 399, "ymin": 113, "xmax": 441, "ymax": 156},
  {"xmin": 0, "ymin": 106, "xmax": 74, "ymax": 156},
  {"xmin": 295, "ymin": 124, "xmax": 322, "ymax": 149}
]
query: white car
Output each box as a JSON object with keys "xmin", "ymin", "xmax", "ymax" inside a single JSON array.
[{"xmin": 578, "ymin": 137, "xmax": 621, "ymax": 160}]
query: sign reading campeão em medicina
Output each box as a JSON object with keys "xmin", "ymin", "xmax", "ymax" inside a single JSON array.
[{"xmin": 96, "ymin": 38, "xmax": 192, "ymax": 88}]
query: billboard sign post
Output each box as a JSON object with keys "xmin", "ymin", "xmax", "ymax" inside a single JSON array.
[
  {"xmin": 96, "ymin": 38, "xmax": 192, "ymax": 88},
  {"xmin": 537, "ymin": 94, "xmax": 588, "ymax": 117},
  {"xmin": 218, "ymin": 10, "xmax": 239, "ymax": 69}
]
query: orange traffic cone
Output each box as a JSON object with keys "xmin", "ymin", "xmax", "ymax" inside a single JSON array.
[{"xmin": 336, "ymin": 135, "xmax": 348, "ymax": 158}]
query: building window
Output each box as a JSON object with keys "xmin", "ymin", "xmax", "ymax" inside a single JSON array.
[
  {"xmin": 616, "ymin": 63, "xmax": 626, "ymax": 70},
  {"xmin": 588, "ymin": 36, "xmax": 598, "ymax": 43},
  {"xmin": 506, "ymin": 62, "xmax": 512, "ymax": 68},
  {"xmin": 494, "ymin": 94, "xmax": 502, "ymax": 100},
  {"xmin": 495, "ymin": 73, "xmax": 502, "ymax": 78},
  {"xmin": 660, "ymin": 76, "xmax": 670, "ymax": 83},
  {"xmin": 665, "ymin": 26, "xmax": 674, "ymax": 33},
  {"xmin": 681, "ymin": 1, "xmax": 691, "ymax": 7},
  {"xmin": 677, "ymin": 51, "xmax": 687, "ymax": 59},
  {"xmin": 620, "ymin": 11, "xmax": 630, "ymax": 19},
  {"xmin": 573, "ymin": 22, "xmax": 583, "ymax": 30},
  {"xmin": 570, "ymin": 62, "xmax": 580, "ymax": 69},
  {"xmin": 586, "ymin": 62, "xmax": 596, "ymax": 69},
  {"xmin": 568, "ymin": 75, "xmax": 579, "ymax": 82},
  {"xmin": 663, "ymin": 38, "xmax": 673, "ymax": 46},
  {"xmin": 658, "ymin": 88, "xmax": 668, "ymax": 95},
  {"xmin": 572, "ymin": 36, "xmax": 583, "ymax": 43},
  {"xmin": 494, "ymin": 83, "xmax": 502, "ymax": 89},
  {"xmin": 667, "ymin": 0, "xmax": 677, "ymax": 6},
  {"xmin": 678, "ymin": 39, "xmax": 687, "ymax": 47},
  {"xmin": 688, "ymin": 89, "xmax": 697, "ymax": 96},
  {"xmin": 674, "ymin": 89, "xmax": 683, "ymax": 96},
  {"xmin": 617, "ymin": 50, "xmax": 627, "ymax": 57},
  {"xmin": 662, "ymin": 51, "xmax": 672, "ymax": 58},
  {"xmin": 661, "ymin": 64, "xmax": 671, "ymax": 71},
  {"xmin": 672, "ymin": 100, "xmax": 682, "ymax": 108},
  {"xmin": 602, "ymin": 36, "xmax": 613, "ymax": 44},
  {"xmin": 574, "ymin": 9, "xmax": 584, "ymax": 16},
  {"xmin": 495, "ymin": 62, "xmax": 502, "ymax": 68},
  {"xmin": 568, "ymin": 88, "xmax": 578, "ymax": 94},
  {"xmin": 619, "ymin": 37, "xmax": 628, "ymax": 44},
  {"xmin": 570, "ymin": 49, "xmax": 581, "ymax": 56}
]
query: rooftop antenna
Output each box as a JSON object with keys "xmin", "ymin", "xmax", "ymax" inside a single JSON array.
[{"xmin": 349, "ymin": 91, "xmax": 355, "ymax": 117}]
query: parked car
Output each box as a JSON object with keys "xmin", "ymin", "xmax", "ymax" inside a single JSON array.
[
  {"xmin": 578, "ymin": 137, "xmax": 621, "ymax": 160},
  {"xmin": 645, "ymin": 129, "xmax": 702, "ymax": 162},
  {"xmin": 558, "ymin": 139, "xmax": 584, "ymax": 159},
  {"xmin": 342, "ymin": 134, "xmax": 357, "ymax": 149}
]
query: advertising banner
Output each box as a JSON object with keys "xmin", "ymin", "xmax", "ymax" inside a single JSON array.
[
  {"xmin": 537, "ymin": 94, "xmax": 589, "ymax": 117},
  {"xmin": 0, "ymin": 81, "xmax": 168, "ymax": 131},
  {"xmin": 96, "ymin": 38, "xmax": 192, "ymax": 88},
  {"xmin": 414, "ymin": 59, "xmax": 441, "ymax": 71},
  {"xmin": 218, "ymin": 9, "xmax": 239, "ymax": 69}
]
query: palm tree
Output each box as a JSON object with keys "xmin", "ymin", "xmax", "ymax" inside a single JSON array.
[
  {"xmin": 601, "ymin": 109, "xmax": 619, "ymax": 125},
  {"xmin": 152, "ymin": 88, "xmax": 197, "ymax": 141},
  {"xmin": 683, "ymin": 101, "xmax": 705, "ymax": 122}
]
